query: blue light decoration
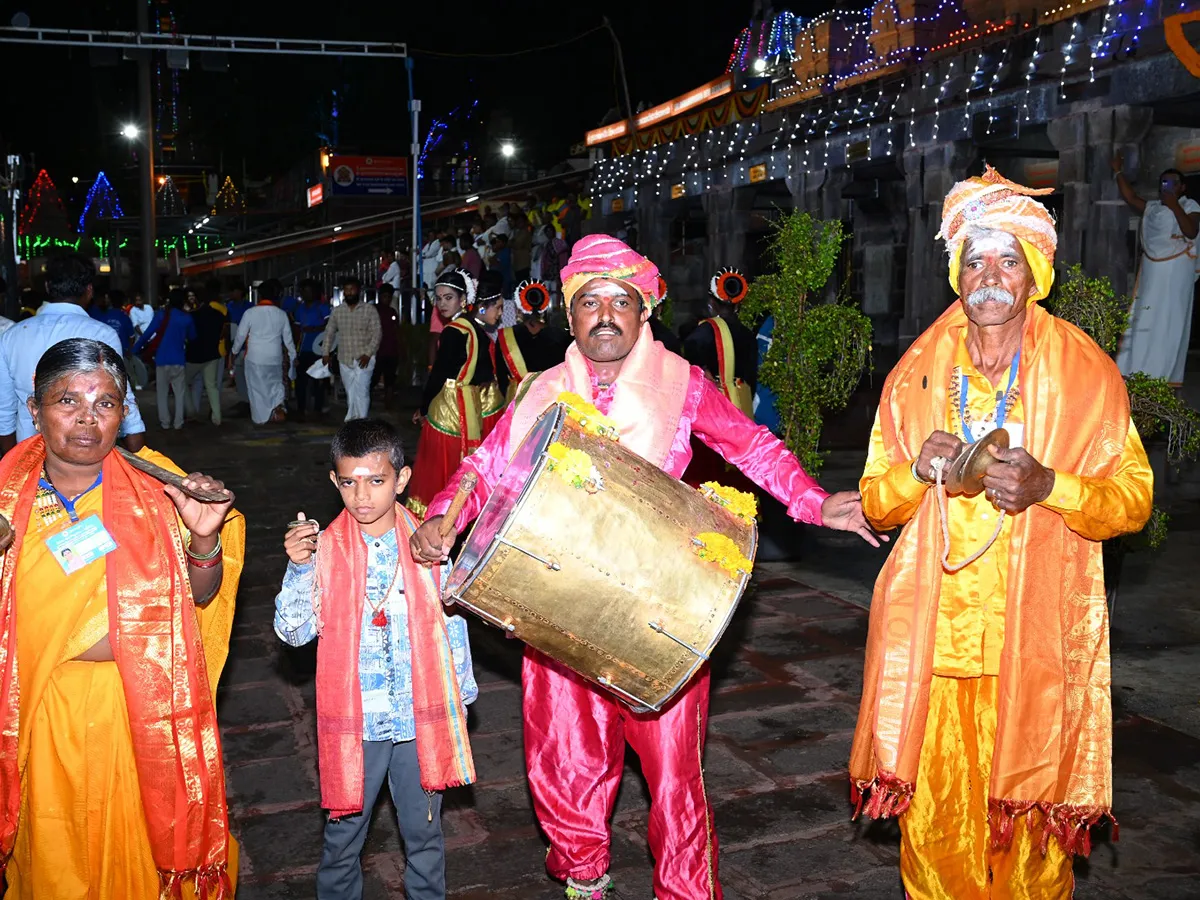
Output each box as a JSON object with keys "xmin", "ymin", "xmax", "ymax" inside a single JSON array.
[
  {"xmin": 418, "ymin": 98, "xmax": 480, "ymax": 180},
  {"xmin": 726, "ymin": 10, "xmax": 803, "ymax": 72},
  {"xmin": 77, "ymin": 172, "xmax": 125, "ymax": 232}
]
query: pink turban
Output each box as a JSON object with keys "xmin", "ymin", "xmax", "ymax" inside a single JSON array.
[{"xmin": 560, "ymin": 234, "xmax": 662, "ymax": 309}]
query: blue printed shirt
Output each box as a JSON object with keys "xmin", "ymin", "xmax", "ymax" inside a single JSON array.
[{"xmin": 274, "ymin": 528, "xmax": 477, "ymax": 742}]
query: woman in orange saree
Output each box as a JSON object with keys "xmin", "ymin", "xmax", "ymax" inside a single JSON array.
[{"xmin": 0, "ymin": 338, "xmax": 245, "ymax": 899}]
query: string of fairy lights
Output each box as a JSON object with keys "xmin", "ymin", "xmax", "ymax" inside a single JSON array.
[
  {"xmin": 15, "ymin": 167, "xmax": 245, "ymax": 260},
  {"xmin": 591, "ymin": 0, "xmax": 1160, "ymax": 205}
]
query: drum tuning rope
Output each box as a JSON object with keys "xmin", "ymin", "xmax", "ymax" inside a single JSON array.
[{"xmin": 931, "ymin": 456, "xmax": 1006, "ymax": 573}]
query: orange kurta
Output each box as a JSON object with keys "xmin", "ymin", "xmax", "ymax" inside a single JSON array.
[
  {"xmin": 851, "ymin": 302, "xmax": 1152, "ymax": 865},
  {"xmin": 858, "ymin": 333, "xmax": 1150, "ymax": 897},
  {"xmin": 861, "ymin": 338, "xmax": 1151, "ymax": 679},
  {"xmin": 4, "ymin": 449, "xmax": 243, "ymax": 899}
]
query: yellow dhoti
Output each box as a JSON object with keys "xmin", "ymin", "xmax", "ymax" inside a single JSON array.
[{"xmin": 900, "ymin": 676, "xmax": 1072, "ymax": 900}]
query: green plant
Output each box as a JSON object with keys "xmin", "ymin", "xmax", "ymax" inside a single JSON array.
[
  {"xmin": 738, "ymin": 210, "xmax": 872, "ymax": 474},
  {"xmin": 1125, "ymin": 372, "xmax": 1200, "ymax": 465},
  {"xmin": 1050, "ymin": 267, "xmax": 1200, "ymax": 553},
  {"xmin": 1047, "ymin": 264, "xmax": 1131, "ymax": 355}
]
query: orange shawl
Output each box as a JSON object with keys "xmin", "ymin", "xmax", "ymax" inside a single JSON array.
[
  {"xmin": 511, "ymin": 321, "xmax": 691, "ymax": 467},
  {"xmin": 0, "ymin": 437, "xmax": 238, "ymax": 895},
  {"xmin": 313, "ymin": 505, "xmax": 474, "ymax": 818},
  {"xmin": 849, "ymin": 302, "xmax": 1141, "ymax": 855}
]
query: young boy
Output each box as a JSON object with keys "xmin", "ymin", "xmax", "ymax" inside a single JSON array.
[{"xmin": 275, "ymin": 418, "xmax": 477, "ymax": 899}]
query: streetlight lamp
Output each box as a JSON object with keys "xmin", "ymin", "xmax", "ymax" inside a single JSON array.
[
  {"xmin": 500, "ymin": 141, "xmax": 515, "ymax": 159},
  {"xmin": 121, "ymin": 123, "xmax": 140, "ymax": 140}
]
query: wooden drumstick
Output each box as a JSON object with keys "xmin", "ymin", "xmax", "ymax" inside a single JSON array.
[
  {"xmin": 437, "ymin": 472, "xmax": 478, "ymax": 541},
  {"xmin": 116, "ymin": 446, "xmax": 233, "ymax": 503}
]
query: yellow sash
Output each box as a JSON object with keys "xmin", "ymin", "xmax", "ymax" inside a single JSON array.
[{"xmin": 706, "ymin": 317, "xmax": 754, "ymax": 417}]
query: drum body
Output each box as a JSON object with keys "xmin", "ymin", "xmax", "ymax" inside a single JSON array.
[{"xmin": 444, "ymin": 403, "xmax": 757, "ymax": 711}]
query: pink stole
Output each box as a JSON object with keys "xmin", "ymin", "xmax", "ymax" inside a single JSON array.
[
  {"xmin": 510, "ymin": 322, "xmax": 691, "ymax": 467},
  {"xmin": 313, "ymin": 505, "xmax": 475, "ymax": 818}
]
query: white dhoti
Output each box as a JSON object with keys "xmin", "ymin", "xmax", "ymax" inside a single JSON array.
[
  {"xmin": 341, "ymin": 357, "xmax": 375, "ymax": 421},
  {"xmin": 1117, "ymin": 198, "xmax": 1200, "ymax": 385},
  {"xmin": 245, "ymin": 358, "xmax": 285, "ymax": 424}
]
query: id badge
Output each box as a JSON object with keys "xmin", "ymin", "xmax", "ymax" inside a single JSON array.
[{"xmin": 45, "ymin": 514, "xmax": 118, "ymax": 575}]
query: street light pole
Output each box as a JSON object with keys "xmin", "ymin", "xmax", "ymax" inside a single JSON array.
[
  {"xmin": 135, "ymin": 0, "xmax": 156, "ymax": 305},
  {"xmin": 406, "ymin": 56, "xmax": 421, "ymax": 323},
  {"xmin": 602, "ymin": 17, "xmax": 636, "ymax": 137}
]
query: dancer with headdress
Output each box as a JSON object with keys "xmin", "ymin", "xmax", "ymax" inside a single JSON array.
[
  {"xmin": 496, "ymin": 280, "xmax": 571, "ymax": 405},
  {"xmin": 681, "ymin": 268, "xmax": 758, "ymax": 488},
  {"xmin": 406, "ymin": 270, "xmax": 505, "ymax": 516}
]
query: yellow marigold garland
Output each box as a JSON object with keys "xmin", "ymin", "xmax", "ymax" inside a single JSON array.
[
  {"xmin": 692, "ymin": 532, "xmax": 753, "ymax": 578},
  {"xmin": 558, "ymin": 391, "xmax": 620, "ymax": 440},
  {"xmin": 699, "ymin": 481, "xmax": 758, "ymax": 523},
  {"xmin": 546, "ymin": 442, "xmax": 603, "ymax": 492}
]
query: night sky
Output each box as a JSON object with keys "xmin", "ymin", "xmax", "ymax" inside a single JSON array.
[{"xmin": 0, "ymin": 0, "xmax": 761, "ymax": 203}]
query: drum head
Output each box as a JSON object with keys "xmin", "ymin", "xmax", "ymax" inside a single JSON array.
[{"xmin": 445, "ymin": 405, "xmax": 563, "ymax": 597}]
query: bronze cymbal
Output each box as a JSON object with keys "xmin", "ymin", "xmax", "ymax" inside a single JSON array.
[{"xmin": 945, "ymin": 428, "xmax": 1010, "ymax": 495}]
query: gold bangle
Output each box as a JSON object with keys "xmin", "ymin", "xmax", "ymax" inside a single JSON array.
[{"xmin": 186, "ymin": 534, "xmax": 223, "ymax": 562}]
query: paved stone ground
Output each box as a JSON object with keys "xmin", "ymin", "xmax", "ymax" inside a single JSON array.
[{"xmin": 140, "ymin": 367, "xmax": 1200, "ymax": 900}]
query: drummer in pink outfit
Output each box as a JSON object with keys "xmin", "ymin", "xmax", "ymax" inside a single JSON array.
[{"xmin": 410, "ymin": 235, "xmax": 883, "ymax": 900}]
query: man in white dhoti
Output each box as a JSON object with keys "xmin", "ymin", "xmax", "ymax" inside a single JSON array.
[
  {"xmin": 322, "ymin": 276, "xmax": 380, "ymax": 421},
  {"xmin": 1113, "ymin": 156, "xmax": 1200, "ymax": 385},
  {"xmin": 232, "ymin": 277, "xmax": 296, "ymax": 424}
]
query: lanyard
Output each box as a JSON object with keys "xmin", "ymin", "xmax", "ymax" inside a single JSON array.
[
  {"xmin": 959, "ymin": 347, "xmax": 1020, "ymax": 445},
  {"xmin": 39, "ymin": 471, "xmax": 103, "ymax": 523}
]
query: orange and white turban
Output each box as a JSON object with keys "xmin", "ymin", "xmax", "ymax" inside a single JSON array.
[
  {"xmin": 937, "ymin": 165, "xmax": 1057, "ymax": 301},
  {"xmin": 560, "ymin": 234, "xmax": 661, "ymax": 309}
]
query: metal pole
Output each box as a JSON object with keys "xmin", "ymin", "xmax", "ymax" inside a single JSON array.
[
  {"xmin": 406, "ymin": 57, "xmax": 421, "ymax": 323},
  {"xmin": 602, "ymin": 17, "xmax": 636, "ymax": 137},
  {"xmin": 136, "ymin": 0, "xmax": 157, "ymax": 306}
]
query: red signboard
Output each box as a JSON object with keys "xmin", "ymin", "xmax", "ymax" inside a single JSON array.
[
  {"xmin": 307, "ymin": 183, "xmax": 324, "ymax": 208},
  {"xmin": 329, "ymin": 155, "xmax": 409, "ymax": 196}
]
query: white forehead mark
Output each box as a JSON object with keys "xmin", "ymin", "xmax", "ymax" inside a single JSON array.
[
  {"xmin": 581, "ymin": 280, "xmax": 633, "ymax": 298},
  {"xmin": 963, "ymin": 228, "xmax": 1020, "ymax": 257},
  {"xmin": 351, "ymin": 466, "xmax": 372, "ymax": 476}
]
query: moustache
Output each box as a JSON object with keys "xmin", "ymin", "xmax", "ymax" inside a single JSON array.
[
  {"xmin": 589, "ymin": 321, "xmax": 623, "ymax": 338},
  {"xmin": 967, "ymin": 286, "xmax": 1015, "ymax": 307}
]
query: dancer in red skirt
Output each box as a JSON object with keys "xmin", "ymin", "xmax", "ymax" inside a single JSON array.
[{"xmin": 406, "ymin": 270, "xmax": 504, "ymax": 516}]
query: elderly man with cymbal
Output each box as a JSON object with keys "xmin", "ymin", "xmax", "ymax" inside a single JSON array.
[
  {"xmin": 411, "ymin": 234, "xmax": 882, "ymax": 900},
  {"xmin": 849, "ymin": 166, "xmax": 1153, "ymax": 898}
]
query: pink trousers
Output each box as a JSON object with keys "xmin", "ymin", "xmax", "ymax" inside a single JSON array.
[{"xmin": 522, "ymin": 648, "xmax": 721, "ymax": 900}]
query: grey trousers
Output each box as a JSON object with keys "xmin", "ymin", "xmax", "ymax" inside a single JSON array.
[
  {"xmin": 155, "ymin": 364, "xmax": 186, "ymax": 429},
  {"xmin": 316, "ymin": 739, "xmax": 446, "ymax": 900}
]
